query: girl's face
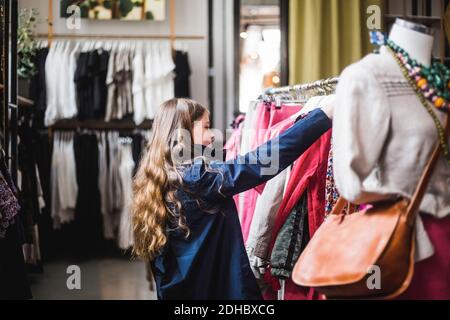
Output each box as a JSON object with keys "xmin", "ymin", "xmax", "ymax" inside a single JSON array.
[{"xmin": 193, "ymin": 112, "xmax": 215, "ymax": 147}]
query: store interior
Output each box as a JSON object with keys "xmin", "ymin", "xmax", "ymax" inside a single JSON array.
[{"xmin": 1, "ymin": 0, "xmax": 450, "ymax": 300}]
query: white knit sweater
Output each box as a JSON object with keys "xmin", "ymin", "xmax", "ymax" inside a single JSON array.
[{"xmin": 334, "ymin": 46, "xmax": 450, "ymax": 262}]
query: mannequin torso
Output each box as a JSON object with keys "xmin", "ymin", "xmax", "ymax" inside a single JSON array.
[{"xmin": 389, "ymin": 19, "xmax": 434, "ymax": 67}]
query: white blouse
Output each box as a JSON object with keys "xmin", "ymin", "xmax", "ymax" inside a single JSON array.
[{"xmin": 333, "ymin": 46, "xmax": 450, "ymax": 262}]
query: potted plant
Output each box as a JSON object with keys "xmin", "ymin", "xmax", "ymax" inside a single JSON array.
[{"xmin": 18, "ymin": 8, "xmax": 39, "ymax": 98}]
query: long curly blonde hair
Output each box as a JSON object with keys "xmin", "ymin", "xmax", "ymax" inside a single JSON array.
[{"xmin": 132, "ymin": 98, "xmax": 210, "ymax": 261}]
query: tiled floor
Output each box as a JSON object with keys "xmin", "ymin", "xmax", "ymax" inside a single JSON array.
[{"xmin": 28, "ymin": 258, "xmax": 157, "ymax": 300}]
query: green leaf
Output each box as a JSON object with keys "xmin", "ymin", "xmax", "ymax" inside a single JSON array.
[
  {"xmin": 119, "ymin": 0, "xmax": 135, "ymax": 18},
  {"xmin": 103, "ymin": 0, "xmax": 112, "ymax": 9},
  {"xmin": 145, "ymin": 10, "xmax": 154, "ymax": 20}
]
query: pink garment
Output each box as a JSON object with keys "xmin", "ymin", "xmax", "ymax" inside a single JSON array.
[
  {"xmin": 224, "ymin": 114, "xmax": 245, "ymax": 160},
  {"xmin": 224, "ymin": 115, "xmax": 246, "ymax": 210},
  {"xmin": 397, "ymin": 213, "xmax": 450, "ymax": 300},
  {"xmin": 263, "ymin": 281, "xmax": 322, "ymax": 301},
  {"xmin": 253, "ymin": 107, "xmax": 304, "ymax": 195},
  {"xmin": 240, "ymin": 103, "xmax": 302, "ymax": 244}
]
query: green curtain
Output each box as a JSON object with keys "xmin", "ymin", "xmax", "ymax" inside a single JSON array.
[{"xmin": 289, "ymin": 0, "xmax": 384, "ymax": 85}]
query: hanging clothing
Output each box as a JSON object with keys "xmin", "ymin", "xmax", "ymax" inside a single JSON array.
[
  {"xmin": 333, "ymin": 45, "xmax": 450, "ymax": 263},
  {"xmin": 50, "ymin": 132, "xmax": 78, "ymax": 229},
  {"xmin": 44, "ymin": 42, "xmax": 60, "ymax": 127},
  {"xmin": 108, "ymin": 132, "xmax": 123, "ymax": 226},
  {"xmin": 246, "ymin": 112, "xmax": 303, "ymax": 275},
  {"xmin": 117, "ymin": 143, "xmax": 135, "ymax": 250},
  {"xmin": 270, "ymin": 193, "xmax": 309, "ymax": 280},
  {"xmin": 105, "ymin": 49, "xmax": 134, "ymax": 121},
  {"xmin": 264, "ymin": 129, "xmax": 332, "ymax": 298},
  {"xmin": 33, "ymin": 131, "xmax": 55, "ymax": 260},
  {"xmin": 18, "ymin": 112, "xmax": 42, "ymax": 228},
  {"xmin": 97, "ymin": 132, "xmax": 115, "ymax": 240},
  {"xmin": 131, "ymin": 133, "xmax": 145, "ymax": 175},
  {"xmin": 75, "ymin": 49, "xmax": 110, "ymax": 120},
  {"xmin": 224, "ymin": 114, "xmax": 246, "ymax": 161},
  {"xmin": 237, "ymin": 101, "xmax": 259, "ymax": 221},
  {"xmin": 132, "ymin": 46, "xmax": 147, "ymax": 125},
  {"xmin": 152, "ymin": 109, "xmax": 332, "ymax": 300},
  {"xmin": 45, "ymin": 42, "xmax": 78, "ymax": 126},
  {"xmin": 92, "ymin": 50, "xmax": 110, "ymax": 119},
  {"xmin": 239, "ymin": 102, "xmax": 302, "ymax": 244},
  {"xmin": 224, "ymin": 114, "xmax": 246, "ymax": 210},
  {"xmin": 60, "ymin": 42, "xmax": 79, "ymax": 121},
  {"xmin": 174, "ymin": 50, "xmax": 192, "ymax": 98},
  {"xmin": 74, "ymin": 52, "xmax": 92, "ymax": 120},
  {"xmin": 29, "ymin": 47, "xmax": 49, "ymax": 122},
  {"xmin": 144, "ymin": 42, "xmax": 175, "ymax": 120},
  {"xmin": 325, "ymin": 141, "xmax": 339, "ymax": 216},
  {"xmin": 73, "ymin": 133, "xmax": 103, "ymax": 258},
  {"xmin": 17, "ymin": 110, "xmax": 45, "ymax": 273}
]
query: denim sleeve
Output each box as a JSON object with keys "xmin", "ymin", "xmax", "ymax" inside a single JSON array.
[{"xmin": 184, "ymin": 108, "xmax": 332, "ymax": 200}]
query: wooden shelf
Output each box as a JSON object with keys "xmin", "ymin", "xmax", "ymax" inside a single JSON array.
[
  {"xmin": 385, "ymin": 14, "xmax": 442, "ymax": 26},
  {"xmin": 0, "ymin": 83, "xmax": 34, "ymax": 108},
  {"xmin": 384, "ymin": 0, "xmax": 449, "ymax": 67}
]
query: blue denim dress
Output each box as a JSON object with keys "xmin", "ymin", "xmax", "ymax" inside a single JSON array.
[{"xmin": 152, "ymin": 109, "xmax": 332, "ymax": 300}]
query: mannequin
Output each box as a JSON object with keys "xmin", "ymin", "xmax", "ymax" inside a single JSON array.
[
  {"xmin": 389, "ymin": 18, "xmax": 434, "ymax": 67},
  {"xmin": 333, "ymin": 15, "xmax": 450, "ymax": 300}
]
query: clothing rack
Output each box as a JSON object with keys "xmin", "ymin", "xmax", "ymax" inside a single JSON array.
[
  {"xmin": 41, "ymin": 0, "xmax": 189, "ymax": 133},
  {"xmin": 264, "ymin": 77, "xmax": 340, "ymax": 96},
  {"xmin": 36, "ymin": 33, "xmax": 205, "ymax": 41},
  {"xmin": 49, "ymin": 119, "xmax": 153, "ymax": 131}
]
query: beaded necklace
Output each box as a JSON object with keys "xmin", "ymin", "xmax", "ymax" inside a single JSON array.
[
  {"xmin": 371, "ymin": 31, "xmax": 450, "ymax": 113},
  {"xmin": 387, "ymin": 46, "xmax": 450, "ymax": 165},
  {"xmin": 370, "ymin": 31, "xmax": 450, "ymax": 165}
]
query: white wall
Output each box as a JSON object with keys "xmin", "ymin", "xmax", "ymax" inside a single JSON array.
[{"xmin": 19, "ymin": 0, "xmax": 209, "ymax": 107}]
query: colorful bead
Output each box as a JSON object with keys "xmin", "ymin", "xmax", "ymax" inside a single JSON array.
[
  {"xmin": 435, "ymin": 97, "xmax": 445, "ymax": 108},
  {"xmin": 417, "ymin": 78, "xmax": 427, "ymax": 88},
  {"xmin": 385, "ymin": 39, "xmax": 450, "ymax": 114},
  {"xmin": 385, "ymin": 45, "xmax": 450, "ymax": 166}
]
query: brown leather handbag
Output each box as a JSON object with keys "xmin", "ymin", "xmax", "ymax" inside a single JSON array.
[{"xmin": 292, "ymin": 116, "xmax": 450, "ymax": 300}]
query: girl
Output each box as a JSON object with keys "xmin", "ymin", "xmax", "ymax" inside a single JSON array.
[{"xmin": 132, "ymin": 98, "xmax": 333, "ymax": 300}]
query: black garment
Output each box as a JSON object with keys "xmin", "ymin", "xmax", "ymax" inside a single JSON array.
[
  {"xmin": 29, "ymin": 47, "xmax": 49, "ymax": 120},
  {"xmin": 74, "ymin": 52, "xmax": 92, "ymax": 120},
  {"xmin": 91, "ymin": 50, "xmax": 110, "ymax": 118},
  {"xmin": 17, "ymin": 110, "xmax": 45, "ymax": 273},
  {"xmin": 33, "ymin": 131, "xmax": 56, "ymax": 261},
  {"xmin": 18, "ymin": 112, "xmax": 41, "ymax": 227},
  {"xmin": 74, "ymin": 50, "xmax": 110, "ymax": 120},
  {"xmin": 73, "ymin": 134, "xmax": 103, "ymax": 259},
  {"xmin": 174, "ymin": 51, "xmax": 192, "ymax": 98},
  {"xmin": 131, "ymin": 133, "xmax": 143, "ymax": 175},
  {"xmin": 270, "ymin": 193, "xmax": 310, "ymax": 279}
]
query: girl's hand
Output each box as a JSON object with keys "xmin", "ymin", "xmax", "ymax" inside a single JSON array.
[{"xmin": 321, "ymin": 95, "xmax": 336, "ymax": 121}]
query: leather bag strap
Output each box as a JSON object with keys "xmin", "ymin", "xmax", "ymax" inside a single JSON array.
[{"xmin": 407, "ymin": 115, "xmax": 450, "ymax": 216}]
